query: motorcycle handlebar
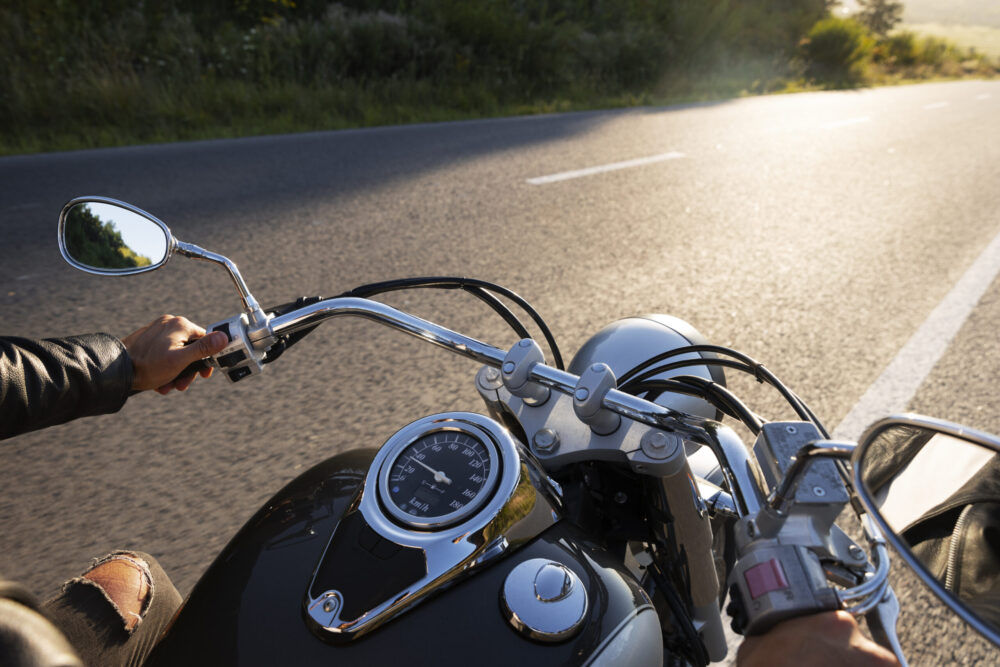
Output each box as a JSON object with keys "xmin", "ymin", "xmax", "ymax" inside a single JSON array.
[{"xmin": 267, "ymin": 296, "xmax": 766, "ymax": 515}]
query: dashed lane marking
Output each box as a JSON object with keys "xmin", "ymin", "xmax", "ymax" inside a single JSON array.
[{"xmin": 526, "ymin": 152, "xmax": 685, "ymax": 185}]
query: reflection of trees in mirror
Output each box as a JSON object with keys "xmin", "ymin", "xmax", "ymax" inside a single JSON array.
[{"xmin": 65, "ymin": 205, "xmax": 152, "ymax": 269}]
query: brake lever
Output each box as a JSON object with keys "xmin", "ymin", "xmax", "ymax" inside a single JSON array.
[{"xmin": 865, "ymin": 588, "xmax": 908, "ymax": 667}]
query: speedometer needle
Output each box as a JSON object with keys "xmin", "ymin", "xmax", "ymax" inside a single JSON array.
[{"xmin": 409, "ymin": 457, "xmax": 452, "ymax": 485}]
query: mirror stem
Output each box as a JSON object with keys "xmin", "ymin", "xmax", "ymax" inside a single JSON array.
[{"xmin": 174, "ymin": 240, "xmax": 268, "ymax": 326}]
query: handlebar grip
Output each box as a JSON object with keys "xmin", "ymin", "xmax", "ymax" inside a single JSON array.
[{"xmin": 173, "ymin": 357, "xmax": 212, "ymax": 383}]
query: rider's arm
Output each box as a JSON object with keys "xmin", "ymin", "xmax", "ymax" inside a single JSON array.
[
  {"xmin": 0, "ymin": 315, "xmax": 227, "ymax": 440},
  {"xmin": 0, "ymin": 333, "xmax": 133, "ymax": 440}
]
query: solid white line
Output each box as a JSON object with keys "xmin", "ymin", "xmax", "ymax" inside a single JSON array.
[
  {"xmin": 923, "ymin": 102, "xmax": 949, "ymax": 110},
  {"xmin": 822, "ymin": 116, "xmax": 871, "ymax": 129},
  {"xmin": 526, "ymin": 152, "xmax": 685, "ymax": 185},
  {"xmin": 834, "ymin": 227, "xmax": 1000, "ymax": 440},
  {"xmin": 976, "ymin": 94, "xmax": 992, "ymax": 101}
]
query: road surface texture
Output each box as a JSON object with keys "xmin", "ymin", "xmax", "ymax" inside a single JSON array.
[{"xmin": 2, "ymin": 79, "xmax": 999, "ymax": 664}]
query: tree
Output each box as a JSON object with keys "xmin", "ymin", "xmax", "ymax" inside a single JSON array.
[{"xmin": 857, "ymin": 0, "xmax": 903, "ymax": 37}]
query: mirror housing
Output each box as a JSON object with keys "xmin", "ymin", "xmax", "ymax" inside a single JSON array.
[
  {"xmin": 58, "ymin": 197, "xmax": 173, "ymax": 275},
  {"xmin": 854, "ymin": 414, "xmax": 1000, "ymax": 646}
]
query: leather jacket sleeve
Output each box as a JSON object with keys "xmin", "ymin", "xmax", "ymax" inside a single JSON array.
[{"xmin": 0, "ymin": 334, "xmax": 134, "ymax": 440}]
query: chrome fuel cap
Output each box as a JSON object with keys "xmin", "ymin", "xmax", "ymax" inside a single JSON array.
[{"xmin": 501, "ymin": 558, "xmax": 588, "ymax": 642}]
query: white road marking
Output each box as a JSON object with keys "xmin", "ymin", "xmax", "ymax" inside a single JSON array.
[
  {"xmin": 822, "ymin": 116, "xmax": 871, "ymax": 129},
  {"xmin": 976, "ymin": 94, "xmax": 992, "ymax": 101},
  {"xmin": 526, "ymin": 152, "xmax": 684, "ymax": 185},
  {"xmin": 923, "ymin": 102, "xmax": 949, "ymax": 110},
  {"xmin": 834, "ymin": 226, "xmax": 1000, "ymax": 440}
]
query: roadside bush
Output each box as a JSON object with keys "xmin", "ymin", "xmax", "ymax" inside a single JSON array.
[
  {"xmin": 800, "ymin": 17, "xmax": 874, "ymax": 83},
  {"xmin": 916, "ymin": 36, "xmax": 958, "ymax": 67},
  {"xmin": 880, "ymin": 31, "xmax": 917, "ymax": 66}
]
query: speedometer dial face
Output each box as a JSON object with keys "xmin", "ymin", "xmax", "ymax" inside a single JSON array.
[{"xmin": 382, "ymin": 429, "xmax": 499, "ymax": 529}]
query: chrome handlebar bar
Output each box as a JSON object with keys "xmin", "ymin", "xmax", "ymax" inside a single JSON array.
[{"xmin": 268, "ymin": 296, "xmax": 767, "ymax": 516}]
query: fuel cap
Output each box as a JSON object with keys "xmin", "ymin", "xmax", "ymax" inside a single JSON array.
[{"xmin": 501, "ymin": 558, "xmax": 588, "ymax": 642}]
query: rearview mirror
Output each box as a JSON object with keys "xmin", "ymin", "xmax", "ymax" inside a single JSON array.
[
  {"xmin": 58, "ymin": 197, "xmax": 172, "ymax": 275},
  {"xmin": 854, "ymin": 415, "xmax": 1000, "ymax": 645}
]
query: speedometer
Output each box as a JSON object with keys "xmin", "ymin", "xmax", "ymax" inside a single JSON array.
[{"xmin": 378, "ymin": 427, "xmax": 500, "ymax": 530}]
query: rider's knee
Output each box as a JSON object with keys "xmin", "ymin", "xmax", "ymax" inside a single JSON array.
[{"xmin": 78, "ymin": 551, "xmax": 153, "ymax": 632}]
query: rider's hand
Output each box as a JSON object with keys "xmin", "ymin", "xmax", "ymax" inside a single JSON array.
[
  {"xmin": 121, "ymin": 315, "xmax": 229, "ymax": 394},
  {"xmin": 736, "ymin": 611, "xmax": 899, "ymax": 667}
]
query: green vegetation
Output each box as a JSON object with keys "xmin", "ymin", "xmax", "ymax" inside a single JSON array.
[
  {"xmin": 64, "ymin": 205, "xmax": 152, "ymax": 269},
  {"xmin": 1, "ymin": 0, "xmax": 996, "ymax": 156},
  {"xmin": 801, "ymin": 17, "xmax": 874, "ymax": 83}
]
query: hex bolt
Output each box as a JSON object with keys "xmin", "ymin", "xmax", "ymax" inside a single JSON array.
[
  {"xmin": 575, "ymin": 388, "xmax": 590, "ymax": 401},
  {"xmin": 323, "ymin": 600, "xmax": 335, "ymax": 613},
  {"xmin": 648, "ymin": 432, "xmax": 669, "ymax": 450},
  {"xmin": 614, "ymin": 491, "xmax": 628, "ymax": 504},
  {"xmin": 478, "ymin": 366, "xmax": 503, "ymax": 390},
  {"xmin": 812, "ymin": 486, "xmax": 826, "ymax": 497},
  {"xmin": 848, "ymin": 545, "xmax": 865, "ymax": 561},
  {"xmin": 502, "ymin": 361, "xmax": 515, "ymax": 374},
  {"xmin": 640, "ymin": 430, "xmax": 679, "ymax": 460},
  {"xmin": 533, "ymin": 429, "xmax": 560, "ymax": 455}
]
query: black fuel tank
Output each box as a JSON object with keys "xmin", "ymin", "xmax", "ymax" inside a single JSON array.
[{"xmin": 147, "ymin": 448, "xmax": 658, "ymax": 666}]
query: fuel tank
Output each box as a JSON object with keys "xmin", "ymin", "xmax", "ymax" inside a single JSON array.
[{"xmin": 147, "ymin": 447, "xmax": 662, "ymax": 666}]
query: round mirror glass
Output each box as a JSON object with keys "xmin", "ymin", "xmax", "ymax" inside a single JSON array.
[
  {"xmin": 61, "ymin": 201, "xmax": 170, "ymax": 273},
  {"xmin": 856, "ymin": 419, "xmax": 1000, "ymax": 637}
]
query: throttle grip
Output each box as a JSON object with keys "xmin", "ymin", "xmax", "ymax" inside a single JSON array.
[
  {"xmin": 173, "ymin": 357, "xmax": 212, "ymax": 383},
  {"xmin": 726, "ymin": 542, "xmax": 840, "ymax": 636}
]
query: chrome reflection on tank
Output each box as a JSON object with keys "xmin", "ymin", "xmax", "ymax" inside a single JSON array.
[
  {"xmin": 501, "ymin": 558, "xmax": 588, "ymax": 642},
  {"xmin": 305, "ymin": 412, "xmax": 559, "ymax": 640}
]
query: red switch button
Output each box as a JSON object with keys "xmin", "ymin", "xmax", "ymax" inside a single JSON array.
[{"xmin": 745, "ymin": 559, "xmax": 790, "ymax": 600}]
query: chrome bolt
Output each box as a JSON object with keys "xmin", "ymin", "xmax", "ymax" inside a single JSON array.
[
  {"xmin": 478, "ymin": 366, "xmax": 503, "ymax": 390},
  {"xmin": 575, "ymin": 388, "xmax": 589, "ymax": 401},
  {"xmin": 848, "ymin": 545, "xmax": 865, "ymax": 560},
  {"xmin": 533, "ymin": 429, "xmax": 560, "ymax": 455},
  {"xmin": 503, "ymin": 361, "xmax": 515, "ymax": 374},
  {"xmin": 591, "ymin": 363, "xmax": 604, "ymax": 372},
  {"xmin": 640, "ymin": 430, "xmax": 679, "ymax": 460},
  {"xmin": 648, "ymin": 432, "xmax": 669, "ymax": 450},
  {"xmin": 323, "ymin": 600, "xmax": 335, "ymax": 613},
  {"xmin": 519, "ymin": 339, "xmax": 532, "ymax": 348}
]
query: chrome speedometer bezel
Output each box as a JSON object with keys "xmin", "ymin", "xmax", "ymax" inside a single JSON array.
[{"xmin": 377, "ymin": 423, "xmax": 501, "ymax": 530}]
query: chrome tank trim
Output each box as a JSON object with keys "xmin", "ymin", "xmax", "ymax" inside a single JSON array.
[{"xmin": 304, "ymin": 412, "xmax": 559, "ymax": 640}]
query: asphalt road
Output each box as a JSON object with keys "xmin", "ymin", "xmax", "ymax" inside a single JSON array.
[{"xmin": 2, "ymin": 79, "xmax": 999, "ymax": 664}]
